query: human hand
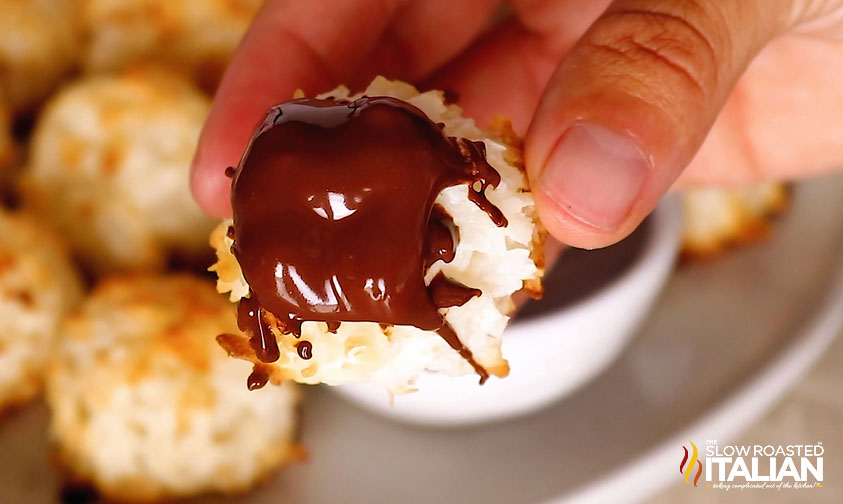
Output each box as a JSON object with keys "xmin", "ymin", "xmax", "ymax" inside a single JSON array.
[{"xmin": 191, "ymin": 0, "xmax": 843, "ymax": 248}]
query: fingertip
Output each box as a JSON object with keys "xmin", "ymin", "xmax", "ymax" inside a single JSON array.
[
  {"xmin": 532, "ymin": 180, "xmax": 648, "ymax": 250},
  {"xmin": 526, "ymin": 103, "xmax": 668, "ymax": 249}
]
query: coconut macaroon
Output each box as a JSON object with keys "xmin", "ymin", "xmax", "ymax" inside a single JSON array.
[
  {"xmin": 22, "ymin": 67, "xmax": 216, "ymax": 274},
  {"xmin": 47, "ymin": 274, "xmax": 300, "ymax": 503},
  {"xmin": 81, "ymin": 0, "xmax": 262, "ymax": 90},
  {"xmin": 0, "ymin": 210, "xmax": 82, "ymax": 412},
  {"xmin": 211, "ymin": 77, "xmax": 544, "ymax": 395},
  {"xmin": 681, "ymin": 182, "xmax": 790, "ymax": 260},
  {"xmin": 0, "ymin": 0, "xmax": 81, "ymax": 112}
]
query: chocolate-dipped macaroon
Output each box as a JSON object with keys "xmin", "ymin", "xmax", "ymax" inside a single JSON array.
[{"xmin": 210, "ymin": 77, "xmax": 544, "ymax": 394}]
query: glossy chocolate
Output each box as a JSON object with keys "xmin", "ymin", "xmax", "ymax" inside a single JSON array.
[
  {"xmin": 229, "ymin": 96, "xmax": 506, "ymax": 385},
  {"xmin": 297, "ymin": 340, "xmax": 313, "ymax": 360},
  {"xmin": 246, "ymin": 365, "xmax": 270, "ymax": 391}
]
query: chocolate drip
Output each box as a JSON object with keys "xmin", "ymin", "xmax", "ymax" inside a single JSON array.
[
  {"xmin": 247, "ymin": 365, "xmax": 270, "ymax": 390},
  {"xmin": 325, "ymin": 320, "xmax": 340, "ymax": 333},
  {"xmin": 224, "ymin": 166, "xmax": 236, "ymax": 178},
  {"xmin": 237, "ymin": 296, "xmax": 280, "ymax": 363},
  {"xmin": 459, "ymin": 140, "xmax": 507, "ymax": 227},
  {"xmin": 428, "ymin": 273, "xmax": 486, "ymax": 384},
  {"xmin": 425, "ymin": 205, "xmax": 457, "ymax": 268},
  {"xmin": 429, "ymin": 273, "xmax": 481, "ymax": 308},
  {"xmin": 230, "ymin": 96, "xmax": 507, "ymax": 382},
  {"xmin": 297, "ymin": 340, "xmax": 313, "ymax": 360},
  {"xmin": 467, "ymin": 188, "xmax": 506, "ymax": 227},
  {"xmin": 438, "ymin": 323, "xmax": 489, "ymax": 384},
  {"xmin": 281, "ymin": 316, "xmax": 304, "ymax": 339}
]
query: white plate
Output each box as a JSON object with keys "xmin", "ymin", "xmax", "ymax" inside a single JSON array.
[{"xmin": 1, "ymin": 175, "xmax": 841, "ymax": 504}]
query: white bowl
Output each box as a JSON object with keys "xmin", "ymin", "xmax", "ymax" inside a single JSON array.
[{"xmin": 331, "ymin": 197, "xmax": 682, "ymax": 426}]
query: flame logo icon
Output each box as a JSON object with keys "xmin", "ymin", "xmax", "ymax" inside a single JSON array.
[{"xmin": 680, "ymin": 441, "xmax": 703, "ymax": 487}]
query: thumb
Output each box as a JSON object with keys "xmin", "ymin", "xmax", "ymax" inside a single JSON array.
[{"xmin": 525, "ymin": 0, "xmax": 800, "ymax": 249}]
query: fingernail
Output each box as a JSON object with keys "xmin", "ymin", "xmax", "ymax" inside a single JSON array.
[{"xmin": 538, "ymin": 123, "xmax": 650, "ymax": 231}]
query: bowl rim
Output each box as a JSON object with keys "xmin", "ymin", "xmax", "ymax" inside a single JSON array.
[{"xmin": 505, "ymin": 196, "xmax": 682, "ymax": 340}]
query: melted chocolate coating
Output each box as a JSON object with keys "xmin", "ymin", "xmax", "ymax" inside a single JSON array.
[{"xmin": 229, "ymin": 96, "xmax": 506, "ymax": 385}]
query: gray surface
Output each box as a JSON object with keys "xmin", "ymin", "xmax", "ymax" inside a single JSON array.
[{"xmin": 2, "ymin": 174, "xmax": 842, "ymax": 504}]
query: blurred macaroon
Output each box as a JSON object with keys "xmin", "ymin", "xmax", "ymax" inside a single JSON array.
[
  {"xmin": 81, "ymin": 0, "xmax": 262, "ymax": 91},
  {"xmin": 0, "ymin": 100, "xmax": 15, "ymax": 181},
  {"xmin": 0, "ymin": 210, "xmax": 82, "ymax": 412},
  {"xmin": 22, "ymin": 67, "xmax": 216, "ymax": 274},
  {"xmin": 47, "ymin": 274, "xmax": 300, "ymax": 503},
  {"xmin": 681, "ymin": 182, "xmax": 790, "ymax": 260},
  {"xmin": 0, "ymin": 0, "xmax": 81, "ymax": 112}
]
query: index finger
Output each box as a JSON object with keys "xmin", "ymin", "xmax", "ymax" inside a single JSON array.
[
  {"xmin": 190, "ymin": 0, "xmax": 403, "ymax": 218},
  {"xmin": 191, "ymin": 0, "xmax": 500, "ymax": 218}
]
